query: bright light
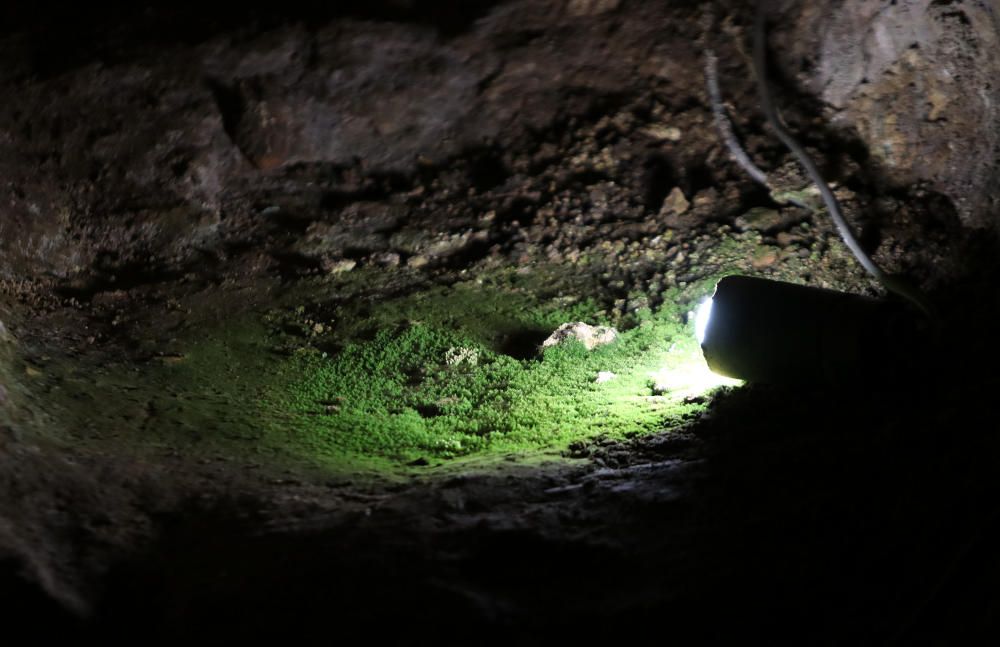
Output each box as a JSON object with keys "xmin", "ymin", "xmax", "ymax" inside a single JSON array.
[
  {"xmin": 694, "ymin": 297, "xmax": 713, "ymax": 345},
  {"xmin": 646, "ymin": 326, "xmax": 742, "ymax": 400},
  {"xmin": 650, "ymin": 363, "xmax": 741, "ymax": 397}
]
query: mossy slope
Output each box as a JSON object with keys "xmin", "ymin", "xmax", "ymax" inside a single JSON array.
[{"xmin": 264, "ymin": 276, "xmax": 724, "ymax": 467}]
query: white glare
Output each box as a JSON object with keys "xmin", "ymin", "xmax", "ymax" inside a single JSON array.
[
  {"xmin": 650, "ymin": 364, "xmax": 741, "ymax": 397},
  {"xmin": 694, "ymin": 297, "xmax": 714, "ymax": 345}
]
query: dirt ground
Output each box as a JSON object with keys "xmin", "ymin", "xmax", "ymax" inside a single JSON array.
[{"xmin": 3, "ymin": 1, "xmax": 1000, "ymax": 644}]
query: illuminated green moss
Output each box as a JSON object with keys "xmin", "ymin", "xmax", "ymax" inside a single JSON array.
[
  {"xmin": 260, "ymin": 277, "xmax": 726, "ymax": 467},
  {"xmin": 22, "ymin": 266, "xmax": 731, "ymax": 476}
]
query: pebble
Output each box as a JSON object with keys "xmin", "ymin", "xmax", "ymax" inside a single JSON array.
[
  {"xmin": 326, "ymin": 259, "xmax": 357, "ymax": 274},
  {"xmin": 751, "ymin": 247, "xmax": 780, "ymax": 268},
  {"xmin": 661, "ymin": 187, "xmax": 689, "ymax": 215},
  {"xmin": 735, "ymin": 207, "xmax": 783, "ymax": 232},
  {"xmin": 776, "ymin": 232, "xmax": 802, "ymax": 247},
  {"xmin": 373, "ymin": 252, "xmax": 401, "ymax": 268},
  {"xmin": 406, "ymin": 254, "xmax": 429, "ymax": 269},
  {"xmin": 642, "ymin": 125, "xmax": 682, "ymax": 142},
  {"xmin": 692, "ymin": 188, "xmax": 718, "ymax": 209}
]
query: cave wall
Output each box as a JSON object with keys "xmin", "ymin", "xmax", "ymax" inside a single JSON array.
[
  {"xmin": 0, "ymin": 0, "xmax": 999, "ymax": 286},
  {"xmin": 0, "ymin": 0, "xmax": 648, "ymax": 282},
  {"xmin": 772, "ymin": 0, "xmax": 1000, "ymax": 228}
]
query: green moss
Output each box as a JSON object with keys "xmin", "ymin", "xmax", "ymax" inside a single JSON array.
[
  {"xmin": 23, "ymin": 265, "xmax": 730, "ymax": 477},
  {"xmin": 262, "ymin": 278, "xmax": 725, "ymax": 467}
]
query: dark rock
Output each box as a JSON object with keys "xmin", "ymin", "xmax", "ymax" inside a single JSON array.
[{"xmin": 771, "ymin": 0, "xmax": 1000, "ymax": 228}]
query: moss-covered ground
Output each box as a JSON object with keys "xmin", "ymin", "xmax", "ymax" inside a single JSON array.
[
  {"xmin": 271, "ymin": 282, "xmax": 725, "ymax": 466},
  {"xmin": 7, "ymin": 210, "xmax": 875, "ymax": 480},
  {"xmin": 139, "ymin": 266, "xmax": 731, "ymax": 474}
]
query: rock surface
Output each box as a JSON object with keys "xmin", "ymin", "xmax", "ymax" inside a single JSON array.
[
  {"xmin": 2, "ymin": 0, "xmax": 998, "ymax": 286},
  {"xmin": 543, "ymin": 322, "xmax": 618, "ymax": 351},
  {"xmin": 770, "ymin": 0, "xmax": 1000, "ymax": 228}
]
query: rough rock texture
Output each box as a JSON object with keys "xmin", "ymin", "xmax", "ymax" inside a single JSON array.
[
  {"xmin": 3, "ymin": 2, "xmax": 1000, "ymax": 642},
  {"xmin": 771, "ymin": 0, "xmax": 1000, "ymax": 228},
  {"xmin": 2, "ymin": 0, "xmax": 998, "ymax": 286},
  {"xmin": 542, "ymin": 321, "xmax": 618, "ymax": 350},
  {"xmin": 0, "ymin": 0, "xmax": 659, "ymax": 281}
]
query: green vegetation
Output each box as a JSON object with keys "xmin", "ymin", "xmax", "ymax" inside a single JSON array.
[
  {"xmin": 22, "ymin": 267, "xmax": 732, "ymax": 476},
  {"xmin": 261, "ymin": 274, "xmax": 730, "ymax": 467}
]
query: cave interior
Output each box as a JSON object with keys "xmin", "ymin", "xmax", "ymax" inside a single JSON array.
[{"xmin": 2, "ymin": 1, "xmax": 1000, "ymax": 644}]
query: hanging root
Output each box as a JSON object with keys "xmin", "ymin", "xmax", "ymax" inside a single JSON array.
[
  {"xmin": 704, "ymin": 48, "xmax": 770, "ymax": 188},
  {"xmin": 704, "ymin": 37, "xmax": 813, "ymax": 212},
  {"xmin": 751, "ymin": 7, "xmax": 935, "ymax": 318},
  {"xmin": 703, "ymin": 5, "xmax": 935, "ymax": 319}
]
